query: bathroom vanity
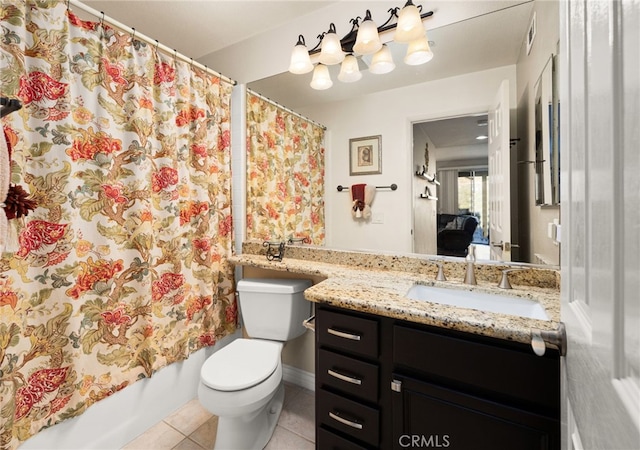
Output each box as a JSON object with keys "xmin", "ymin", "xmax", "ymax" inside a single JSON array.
[
  {"xmin": 315, "ymin": 304, "xmax": 560, "ymax": 450},
  {"xmin": 229, "ymin": 242, "xmax": 563, "ymax": 450}
]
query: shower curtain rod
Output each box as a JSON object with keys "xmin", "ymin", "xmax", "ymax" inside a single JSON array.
[
  {"xmin": 247, "ymin": 89, "xmax": 326, "ymax": 130},
  {"xmin": 68, "ymin": 0, "xmax": 236, "ymax": 86}
]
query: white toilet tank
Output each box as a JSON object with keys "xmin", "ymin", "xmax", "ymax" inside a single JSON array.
[{"xmin": 237, "ymin": 278, "xmax": 313, "ymax": 341}]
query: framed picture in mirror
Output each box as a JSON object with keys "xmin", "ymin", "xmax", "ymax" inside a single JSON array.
[{"xmin": 349, "ymin": 135, "xmax": 381, "ymax": 175}]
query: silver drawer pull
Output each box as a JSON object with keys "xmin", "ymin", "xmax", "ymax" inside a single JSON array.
[
  {"xmin": 328, "ymin": 369, "xmax": 362, "ymax": 385},
  {"xmin": 327, "ymin": 327, "xmax": 362, "ymax": 341},
  {"xmin": 328, "ymin": 412, "xmax": 363, "ymax": 430}
]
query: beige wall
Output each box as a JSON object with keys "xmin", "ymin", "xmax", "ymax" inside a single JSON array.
[
  {"xmin": 241, "ymin": 266, "xmax": 325, "ymax": 374},
  {"xmin": 515, "ymin": 0, "xmax": 561, "ymax": 265}
]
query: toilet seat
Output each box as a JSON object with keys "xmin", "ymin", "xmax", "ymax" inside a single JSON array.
[{"xmin": 200, "ymin": 339, "xmax": 282, "ymax": 391}]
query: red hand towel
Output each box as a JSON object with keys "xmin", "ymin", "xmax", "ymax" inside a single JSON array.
[{"xmin": 351, "ymin": 184, "xmax": 366, "ymax": 213}]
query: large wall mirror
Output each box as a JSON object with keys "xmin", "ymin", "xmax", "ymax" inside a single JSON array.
[{"xmin": 247, "ymin": 0, "xmax": 560, "ymax": 265}]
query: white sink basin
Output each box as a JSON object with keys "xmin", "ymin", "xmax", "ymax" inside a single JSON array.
[{"xmin": 405, "ymin": 284, "xmax": 549, "ymax": 321}]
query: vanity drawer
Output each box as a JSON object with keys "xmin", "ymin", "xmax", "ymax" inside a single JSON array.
[
  {"xmin": 318, "ymin": 388, "xmax": 380, "ymax": 447},
  {"xmin": 317, "ymin": 426, "xmax": 372, "ymax": 450},
  {"xmin": 318, "ymin": 348, "xmax": 379, "ymax": 403},
  {"xmin": 317, "ymin": 309, "xmax": 379, "ymax": 358},
  {"xmin": 393, "ymin": 324, "xmax": 560, "ymax": 412}
]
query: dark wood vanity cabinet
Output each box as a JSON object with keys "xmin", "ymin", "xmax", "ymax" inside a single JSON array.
[
  {"xmin": 315, "ymin": 305, "xmax": 560, "ymax": 450},
  {"xmin": 315, "ymin": 308, "xmax": 384, "ymax": 449}
]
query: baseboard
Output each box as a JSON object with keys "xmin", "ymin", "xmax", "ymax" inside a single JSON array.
[{"xmin": 282, "ymin": 364, "xmax": 315, "ymax": 392}]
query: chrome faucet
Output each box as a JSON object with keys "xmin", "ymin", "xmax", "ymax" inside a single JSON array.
[
  {"xmin": 463, "ymin": 245, "xmax": 477, "ymax": 285},
  {"xmin": 498, "ymin": 268, "xmax": 526, "ymax": 289},
  {"xmin": 435, "ymin": 260, "xmax": 447, "ymax": 282}
]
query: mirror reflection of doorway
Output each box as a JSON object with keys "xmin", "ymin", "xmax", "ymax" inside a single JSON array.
[{"xmin": 412, "ymin": 114, "xmax": 491, "ymax": 258}]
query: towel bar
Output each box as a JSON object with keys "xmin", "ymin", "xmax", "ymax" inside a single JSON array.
[{"xmin": 337, "ymin": 184, "xmax": 397, "ymax": 192}]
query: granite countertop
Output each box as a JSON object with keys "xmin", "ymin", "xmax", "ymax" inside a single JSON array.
[{"xmin": 229, "ymin": 243, "xmax": 562, "ymax": 346}]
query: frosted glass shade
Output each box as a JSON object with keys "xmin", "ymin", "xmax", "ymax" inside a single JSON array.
[
  {"xmin": 338, "ymin": 54, "xmax": 362, "ymax": 82},
  {"xmin": 319, "ymin": 29, "xmax": 345, "ymax": 65},
  {"xmin": 288, "ymin": 44, "xmax": 313, "ymax": 74},
  {"xmin": 310, "ymin": 64, "xmax": 333, "ymax": 90},
  {"xmin": 394, "ymin": 2, "xmax": 425, "ymax": 43},
  {"xmin": 353, "ymin": 19, "xmax": 382, "ymax": 55},
  {"xmin": 369, "ymin": 44, "xmax": 395, "ymax": 74},
  {"xmin": 404, "ymin": 36, "xmax": 433, "ymax": 65}
]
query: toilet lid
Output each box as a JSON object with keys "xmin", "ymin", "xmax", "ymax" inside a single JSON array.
[{"xmin": 201, "ymin": 339, "xmax": 281, "ymax": 392}]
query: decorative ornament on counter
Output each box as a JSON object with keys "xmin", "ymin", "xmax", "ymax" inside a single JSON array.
[{"xmin": 263, "ymin": 240, "xmax": 286, "ymax": 261}]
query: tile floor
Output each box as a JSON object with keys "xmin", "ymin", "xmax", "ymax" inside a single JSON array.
[{"xmin": 121, "ymin": 383, "xmax": 315, "ymax": 450}]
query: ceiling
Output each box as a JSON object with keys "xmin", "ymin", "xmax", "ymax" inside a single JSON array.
[
  {"xmin": 81, "ymin": 1, "xmax": 336, "ymax": 59},
  {"xmin": 79, "ymin": 0, "xmax": 534, "ymax": 148},
  {"xmin": 417, "ymin": 114, "xmax": 489, "ymax": 149}
]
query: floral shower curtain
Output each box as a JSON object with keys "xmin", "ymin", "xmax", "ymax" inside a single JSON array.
[
  {"xmin": 0, "ymin": 2, "xmax": 236, "ymax": 448},
  {"xmin": 246, "ymin": 92, "xmax": 325, "ymax": 244}
]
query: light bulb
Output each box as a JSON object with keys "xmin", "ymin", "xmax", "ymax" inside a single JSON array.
[
  {"xmin": 338, "ymin": 54, "xmax": 362, "ymax": 82},
  {"xmin": 353, "ymin": 11, "xmax": 382, "ymax": 55},
  {"xmin": 369, "ymin": 44, "xmax": 395, "ymax": 75},
  {"xmin": 288, "ymin": 42, "xmax": 313, "ymax": 74},
  {"xmin": 404, "ymin": 35, "xmax": 433, "ymax": 66},
  {"xmin": 319, "ymin": 24, "xmax": 345, "ymax": 65},
  {"xmin": 310, "ymin": 64, "xmax": 333, "ymax": 90},
  {"xmin": 394, "ymin": 0, "xmax": 425, "ymax": 43}
]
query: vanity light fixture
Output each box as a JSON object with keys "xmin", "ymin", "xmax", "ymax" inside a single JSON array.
[
  {"xmin": 288, "ymin": 1, "xmax": 434, "ymax": 90},
  {"xmin": 476, "ymin": 135, "xmax": 488, "ymax": 140}
]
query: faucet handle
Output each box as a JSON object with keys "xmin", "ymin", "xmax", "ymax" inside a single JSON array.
[
  {"xmin": 466, "ymin": 244, "xmax": 476, "ymax": 262},
  {"xmin": 435, "ymin": 261, "xmax": 447, "ymax": 282},
  {"xmin": 463, "ymin": 258, "xmax": 477, "ymax": 285},
  {"xmin": 498, "ymin": 268, "xmax": 526, "ymax": 289}
]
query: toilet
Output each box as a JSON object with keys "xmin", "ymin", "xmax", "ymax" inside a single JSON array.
[{"xmin": 198, "ymin": 278, "xmax": 312, "ymax": 449}]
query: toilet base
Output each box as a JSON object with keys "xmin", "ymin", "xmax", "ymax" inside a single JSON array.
[{"xmin": 213, "ymin": 382, "xmax": 285, "ymax": 450}]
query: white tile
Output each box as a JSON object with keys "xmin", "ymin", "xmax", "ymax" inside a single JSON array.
[
  {"xmin": 172, "ymin": 438, "xmax": 205, "ymax": 450},
  {"xmin": 188, "ymin": 416, "xmax": 218, "ymax": 449},
  {"xmin": 122, "ymin": 421, "xmax": 185, "ymax": 450},
  {"xmin": 277, "ymin": 389, "xmax": 315, "ymax": 442},
  {"xmin": 265, "ymin": 426, "xmax": 315, "ymax": 450},
  {"xmin": 165, "ymin": 399, "xmax": 214, "ymax": 436},
  {"xmin": 283, "ymin": 382, "xmax": 302, "ymax": 406}
]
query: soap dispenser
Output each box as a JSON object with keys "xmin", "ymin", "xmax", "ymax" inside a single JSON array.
[{"xmin": 464, "ymin": 244, "xmax": 477, "ymax": 285}]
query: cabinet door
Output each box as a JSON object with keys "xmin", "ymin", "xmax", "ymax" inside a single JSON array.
[
  {"xmin": 393, "ymin": 324, "xmax": 560, "ymax": 414},
  {"xmin": 391, "ymin": 374, "xmax": 559, "ymax": 450}
]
